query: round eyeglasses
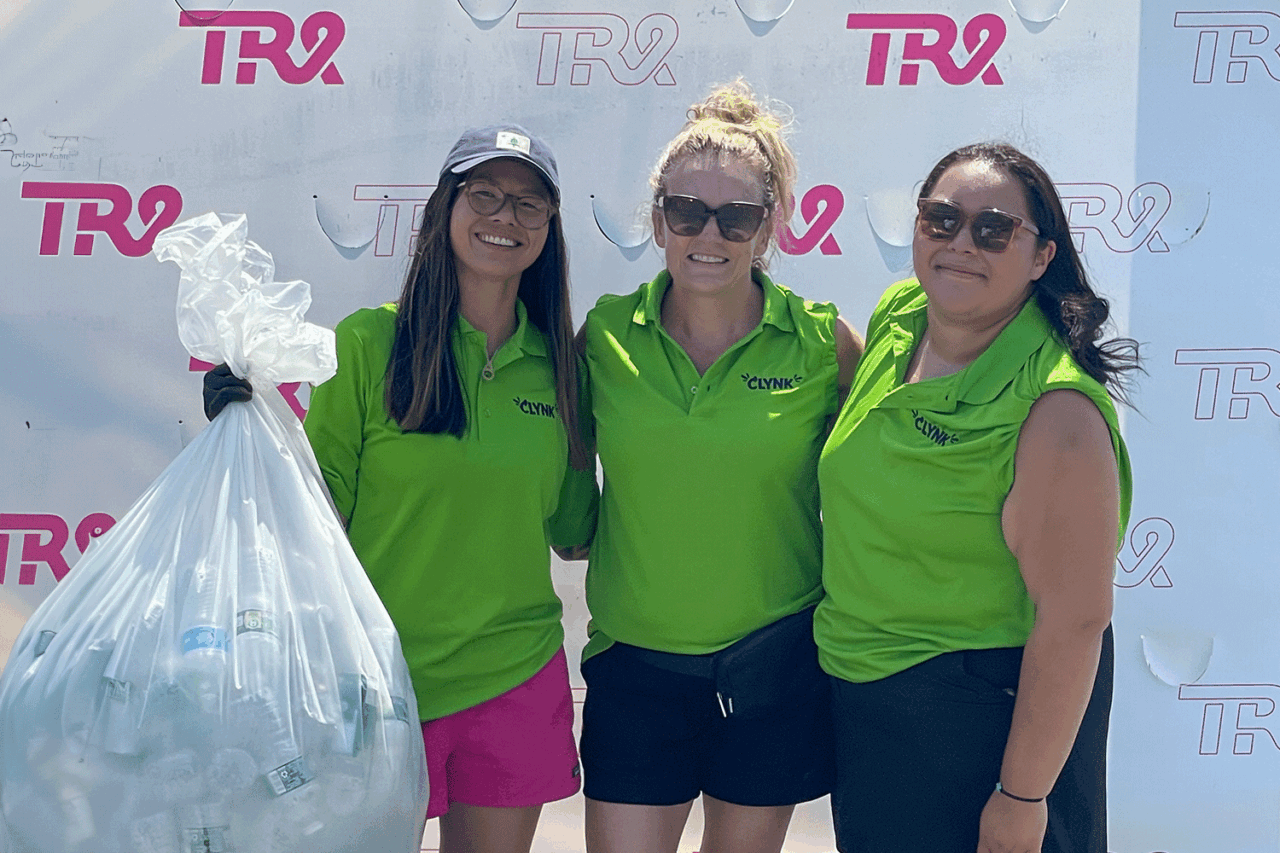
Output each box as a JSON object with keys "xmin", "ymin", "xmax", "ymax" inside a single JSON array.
[{"xmin": 461, "ymin": 181, "xmax": 556, "ymax": 229}]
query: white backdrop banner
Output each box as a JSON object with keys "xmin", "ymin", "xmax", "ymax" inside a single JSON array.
[{"xmin": 1, "ymin": 1, "xmax": 1276, "ymax": 850}]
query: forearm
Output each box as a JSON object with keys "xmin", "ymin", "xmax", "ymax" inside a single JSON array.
[{"xmin": 998, "ymin": 615, "xmax": 1106, "ymax": 799}]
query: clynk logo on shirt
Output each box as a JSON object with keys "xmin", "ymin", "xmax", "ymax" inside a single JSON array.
[
  {"xmin": 513, "ymin": 398, "xmax": 558, "ymax": 418},
  {"xmin": 740, "ymin": 374, "xmax": 803, "ymax": 391},
  {"xmin": 910, "ymin": 410, "xmax": 960, "ymax": 446}
]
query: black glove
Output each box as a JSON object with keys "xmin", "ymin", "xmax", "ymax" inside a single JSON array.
[{"xmin": 203, "ymin": 363, "xmax": 253, "ymax": 420}]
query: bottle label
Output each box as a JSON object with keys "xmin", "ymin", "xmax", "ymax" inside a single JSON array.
[
  {"xmin": 266, "ymin": 756, "xmax": 315, "ymax": 795},
  {"xmin": 184, "ymin": 825, "xmax": 230, "ymax": 852},
  {"xmin": 235, "ymin": 609, "xmax": 278, "ymax": 638},
  {"xmin": 181, "ymin": 626, "xmax": 228, "ymax": 655}
]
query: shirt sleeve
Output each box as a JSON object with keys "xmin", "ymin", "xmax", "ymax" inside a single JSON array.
[
  {"xmin": 546, "ymin": 355, "xmax": 599, "ymax": 550},
  {"xmin": 303, "ymin": 314, "xmax": 373, "ymax": 522}
]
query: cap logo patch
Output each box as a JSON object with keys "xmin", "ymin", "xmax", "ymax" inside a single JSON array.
[{"xmin": 495, "ymin": 131, "xmax": 531, "ymax": 155}]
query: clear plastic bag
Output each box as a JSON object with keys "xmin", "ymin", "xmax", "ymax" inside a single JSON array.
[{"xmin": 0, "ymin": 213, "xmax": 428, "ymax": 853}]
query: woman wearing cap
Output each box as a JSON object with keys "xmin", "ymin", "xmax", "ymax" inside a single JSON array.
[
  {"xmin": 817, "ymin": 142, "xmax": 1139, "ymax": 852},
  {"xmin": 574, "ymin": 80, "xmax": 861, "ymax": 853},
  {"xmin": 204, "ymin": 125, "xmax": 597, "ymax": 852}
]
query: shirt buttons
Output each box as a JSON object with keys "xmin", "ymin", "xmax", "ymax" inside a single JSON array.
[
  {"xmin": 690, "ymin": 386, "xmax": 698, "ymax": 394},
  {"xmin": 484, "ymin": 409, "xmax": 491, "ymax": 418}
]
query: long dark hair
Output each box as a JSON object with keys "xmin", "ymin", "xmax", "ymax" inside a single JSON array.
[
  {"xmin": 384, "ymin": 167, "xmax": 589, "ymax": 469},
  {"xmin": 919, "ymin": 142, "xmax": 1142, "ymax": 404}
]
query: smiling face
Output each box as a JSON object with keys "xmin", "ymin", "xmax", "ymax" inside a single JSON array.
[
  {"xmin": 913, "ymin": 159, "xmax": 1056, "ymax": 332},
  {"xmin": 449, "ymin": 158, "xmax": 552, "ymax": 292},
  {"xmin": 652, "ymin": 152, "xmax": 771, "ymax": 297}
]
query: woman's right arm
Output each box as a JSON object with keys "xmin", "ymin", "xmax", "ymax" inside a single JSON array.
[
  {"xmin": 834, "ymin": 315, "xmax": 864, "ymax": 412},
  {"xmin": 303, "ymin": 317, "xmax": 371, "ymax": 527},
  {"xmin": 549, "ymin": 323, "xmax": 599, "ymax": 562}
]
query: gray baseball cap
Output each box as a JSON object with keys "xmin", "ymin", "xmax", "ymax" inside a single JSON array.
[{"xmin": 440, "ymin": 124, "xmax": 560, "ymax": 201}]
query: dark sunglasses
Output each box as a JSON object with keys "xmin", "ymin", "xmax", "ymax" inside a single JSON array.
[
  {"xmin": 657, "ymin": 195, "xmax": 768, "ymax": 243},
  {"xmin": 461, "ymin": 180, "xmax": 556, "ymax": 229},
  {"xmin": 915, "ymin": 198, "xmax": 1040, "ymax": 253}
]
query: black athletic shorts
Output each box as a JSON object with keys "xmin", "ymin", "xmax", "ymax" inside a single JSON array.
[{"xmin": 580, "ymin": 638, "xmax": 835, "ymax": 807}]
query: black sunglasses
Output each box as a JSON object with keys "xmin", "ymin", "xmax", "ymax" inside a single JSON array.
[
  {"xmin": 657, "ymin": 195, "xmax": 768, "ymax": 243},
  {"xmin": 915, "ymin": 198, "xmax": 1040, "ymax": 253}
]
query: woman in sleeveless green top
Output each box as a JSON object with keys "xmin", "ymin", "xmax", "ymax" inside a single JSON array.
[{"xmin": 818, "ymin": 143, "xmax": 1141, "ymax": 853}]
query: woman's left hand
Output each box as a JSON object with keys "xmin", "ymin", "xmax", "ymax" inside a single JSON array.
[{"xmin": 976, "ymin": 790, "xmax": 1047, "ymax": 853}]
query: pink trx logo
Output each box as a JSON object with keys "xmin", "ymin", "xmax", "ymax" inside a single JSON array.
[
  {"xmin": 1174, "ymin": 11, "xmax": 1280, "ymax": 83},
  {"xmin": 845, "ymin": 14, "xmax": 1005, "ymax": 86},
  {"xmin": 516, "ymin": 13, "xmax": 677, "ymax": 85},
  {"xmin": 0, "ymin": 513, "xmax": 115, "ymax": 585},
  {"xmin": 21, "ymin": 181, "xmax": 183, "ymax": 257},
  {"xmin": 180, "ymin": 10, "xmax": 345, "ymax": 85},
  {"xmin": 779, "ymin": 185, "xmax": 844, "ymax": 256}
]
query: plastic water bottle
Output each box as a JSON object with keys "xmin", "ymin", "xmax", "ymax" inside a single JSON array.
[
  {"xmin": 233, "ymin": 544, "xmax": 313, "ymax": 796},
  {"xmin": 99, "ymin": 626, "xmax": 147, "ymax": 755},
  {"xmin": 101, "ymin": 577, "xmax": 171, "ymax": 755},
  {"xmin": 62, "ymin": 639, "xmax": 116, "ymax": 755},
  {"xmin": 368, "ymin": 628, "xmax": 415, "ymax": 769},
  {"xmin": 234, "ymin": 543, "xmax": 284, "ymax": 705},
  {"xmin": 178, "ymin": 561, "xmax": 228, "ymax": 715}
]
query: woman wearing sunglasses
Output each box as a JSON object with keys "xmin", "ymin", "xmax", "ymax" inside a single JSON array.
[
  {"xmin": 204, "ymin": 125, "xmax": 597, "ymax": 853},
  {"xmin": 575, "ymin": 81, "xmax": 861, "ymax": 853},
  {"xmin": 816, "ymin": 142, "xmax": 1140, "ymax": 853}
]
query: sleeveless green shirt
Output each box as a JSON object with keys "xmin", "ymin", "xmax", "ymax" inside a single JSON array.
[{"xmin": 816, "ymin": 278, "xmax": 1132, "ymax": 683}]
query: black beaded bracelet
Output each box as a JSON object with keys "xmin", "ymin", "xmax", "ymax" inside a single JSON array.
[{"xmin": 995, "ymin": 782, "xmax": 1046, "ymax": 804}]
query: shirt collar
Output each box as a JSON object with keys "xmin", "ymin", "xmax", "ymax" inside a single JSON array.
[
  {"xmin": 954, "ymin": 295, "xmax": 1054, "ymax": 405},
  {"xmin": 631, "ymin": 269, "xmax": 795, "ymax": 333},
  {"xmin": 885, "ymin": 279, "xmax": 1055, "ymax": 407}
]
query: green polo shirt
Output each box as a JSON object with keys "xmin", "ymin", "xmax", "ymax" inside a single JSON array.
[
  {"xmin": 304, "ymin": 301, "xmax": 597, "ymax": 719},
  {"xmin": 816, "ymin": 278, "xmax": 1132, "ymax": 683},
  {"xmin": 582, "ymin": 270, "xmax": 839, "ymax": 660}
]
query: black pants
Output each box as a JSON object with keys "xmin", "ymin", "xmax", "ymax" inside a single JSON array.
[{"xmin": 830, "ymin": 626, "xmax": 1113, "ymax": 853}]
